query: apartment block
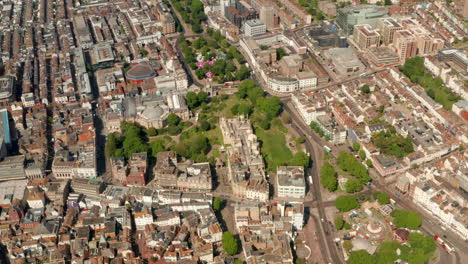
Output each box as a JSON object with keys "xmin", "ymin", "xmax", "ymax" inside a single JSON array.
[
  {"xmin": 378, "ymin": 18, "xmax": 403, "ymax": 45},
  {"xmin": 353, "ymin": 24, "xmax": 381, "ymax": 50},
  {"xmin": 394, "ymin": 30, "xmax": 418, "ymax": 62}
]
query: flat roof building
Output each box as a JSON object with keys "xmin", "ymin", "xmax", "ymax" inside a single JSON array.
[
  {"xmin": 337, "ymin": 5, "xmax": 388, "ymax": 35},
  {"xmin": 73, "ymin": 15, "xmax": 93, "ymax": 48},
  {"xmin": 0, "ymin": 155, "xmax": 25, "ymax": 182},
  {"xmin": 378, "ymin": 18, "xmax": 403, "ymax": 45},
  {"xmin": 353, "ymin": 24, "xmax": 381, "ymax": 50},
  {"xmin": 0, "ymin": 76, "xmax": 14, "ymax": 101},
  {"xmin": 93, "ymin": 44, "xmax": 114, "ymax": 64},
  {"xmin": 71, "ymin": 178, "xmax": 105, "ymax": 197},
  {"xmin": 367, "ymin": 47, "xmax": 400, "ymax": 67},
  {"xmin": 276, "ymin": 166, "xmax": 306, "ymax": 199},
  {"xmin": 394, "ymin": 30, "xmax": 418, "ymax": 63},
  {"xmin": 244, "ymin": 19, "xmax": 266, "ymax": 36},
  {"xmin": 0, "ymin": 180, "xmax": 27, "ymax": 207},
  {"xmin": 324, "ymin": 48, "xmax": 365, "ymax": 77},
  {"xmin": 439, "ymin": 49, "xmax": 468, "ymax": 73},
  {"xmin": 309, "ymin": 24, "xmax": 347, "ymax": 48}
]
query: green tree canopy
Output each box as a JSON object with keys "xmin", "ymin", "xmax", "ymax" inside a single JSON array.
[
  {"xmin": 213, "ymin": 197, "xmax": 222, "ymax": 211},
  {"xmin": 320, "ymin": 162, "xmax": 338, "ymax": 192},
  {"xmin": 166, "ymin": 113, "xmax": 181, "ymax": 126},
  {"xmin": 345, "ymin": 178, "xmax": 363, "ymax": 193},
  {"xmin": 211, "ymin": 59, "xmax": 226, "ymax": 76},
  {"xmin": 335, "ymin": 195, "xmax": 360, "ymax": 212},
  {"xmin": 391, "ymin": 210, "xmax": 422, "ymax": 230},
  {"xmin": 400, "ymin": 56, "xmax": 425, "ymax": 80},
  {"xmin": 220, "ymin": 39, "xmax": 229, "ymax": 48},
  {"xmin": 359, "ymin": 150, "xmax": 366, "ymax": 160},
  {"xmin": 174, "ymin": 142, "xmax": 189, "ymax": 157},
  {"xmin": 150, "ymin": 139, "xmax": 167, "ymax": 157},
  {"xmin": 185, "ymin": 91, "xmax": 209, "ymax": 109},
  {"xmin": 167, "ymin": 125, "xmax": 182, "ymax": 136},
  {"xmin": 246, "ymin": 85, "xmax": 264, "ymax": 104},
  {"xmin": 187, "ymin": 135, "xmax": 210, "ymax": 157},
  {"xmin": 186, "ymin": 91, "xmax": 200, "ymax": 109},
  {"xmin": 105, "ymin": 132, "xmax": 121, "ymax": 158},
  {"xmin": 238, "ymin": 103, "xmax": 253, "ymax": 116},
  {"xmin": 146, "ymin": 127, "xmax": 157, "ymax": 137},
  {"xmin": 288, "ymin": 152, "xmax": 310, "ymax": 167},
  {"xmin": 408, "ymin": 233, "xmax": 436, "ymax": 257},
  {"xmin": 343, "ymin": 240, "xmax": 353, "ymax": 252},
  {"xmin": 120, "ymin": 122, "xmax": 148, "ymax": 158},
  {"xmin": 200, "ymin": 120, "xmax": 211, "ymax": 131},
  {"xmin": 400, "ymin": 56, "xmax": 460, "ymax": 110},
  {"xmin": 257, "ymin": 96, "xmax": 282, "ymax": 119},
  {"xmin": 198, "ymin": 91, "xmax": 208, "ymax": 104},
  {"xmin": 231, "ymin": 104, "xmax": 240, "ymax": 115},
  {"xmin": 337, "ymin": 151, "xmax": 370, "ymax": 184},
  {"xmin": 276, "ymin": 47, "xmax": 287, "ymax": 60},
  {"xmin": 353, "ymin": 142, "xmax": 361, "ymax": 152},
  {"xmin": 231, "ymin": 103, "xmax": 253, "ymax": 116},
  {"xmin": 371, "ymin": 129, "xmax": 414, "ymax": 158},
  {"xmin": 193, "ymin": 37, "xmax": 207, "ymax": 49},
  {"xmin": 334, "ymin": 217, "xmax": 344, "ymax": 230},
  {"xmin": 258, "ymin": 119, "xmax": 270, "ymax": 130},
  {"xmin": 373, "ymin": 191, "xmax": 390, "ymax": 205},
  {"xmin": 348, "ymin": 250, "xmax": 375, "ymax": 264},
  {"xmin": 237, "ymin": 80, "xmax": 264, "ymax": 104},
  {"xmin": 237, "ymin": 80, "xmax": 258, "ymax": 99},
  {"xmin": 222, "ymin": 232, "xmax": 239, "ymax": 255},
  {"xmin": 212, "ymin": 30, "xmax": 222, "ymax": 41},
  {"xmin": 310, "ymin": 121, "xmax": 326, "ymax": 138},
  {"xmin": 361, "ymin": 85, "xmax": 370, "ymax": 94},
  {"xmin": 235, "ymin": 65, "xmax": 250, "ymax": 81}
]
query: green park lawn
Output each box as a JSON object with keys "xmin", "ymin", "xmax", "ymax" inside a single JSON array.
[{"xmin": 255, "ymin": 121, "xmax": 293, "ymax": 171}]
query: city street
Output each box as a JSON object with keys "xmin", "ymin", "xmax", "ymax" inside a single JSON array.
[
  {"xmin": 282, "ymin": 101, "xmax": 343, "ymax": 264},
  {"xmin": 281, "ymin": 94, "xmax": 465, "ymax": 264}
]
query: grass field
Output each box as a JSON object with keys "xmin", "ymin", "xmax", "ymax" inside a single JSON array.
[
  {"xmin": 255, "ymin": 120, "xmax": 293, "ymax": 171},
  {"xmin": 418, "ymin": 74, "xmax": 460, "ymax": 110}
]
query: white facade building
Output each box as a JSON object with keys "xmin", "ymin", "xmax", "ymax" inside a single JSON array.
[
  {"xmin": 276, "ymin": 166, "xmax": 306, "ymax": 199},
  {"xmin": 244, "ymin": 19, "xmax": 266, "ymax": 36},
  {"xmin": 291, "ymin": 92, "xmax": 327, "ymax": 126},
  {"xmin": 297, "ymin": 71, "xmax": 318, "ymax": 89},
  {"xmin": 155, "ymin": 212, "xmax": 181, "ymax": 227},
  {"xmin": 135, "ymin": 211, "xmax": 153, "ymax": 230},
  {"xmin": 245, "ymin": 187, "xmax": 269, "ymax": 202},
  {"xmin": 27, "ymin": 193, "xmax": 46, "ymax": 209},
  {"xmin": 413, "ymin": 182, "xmax": 468, "ymax": 240},
  {"xmin": 268, "ymin": 76, "xmax": 299, "ymax": 93}
]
